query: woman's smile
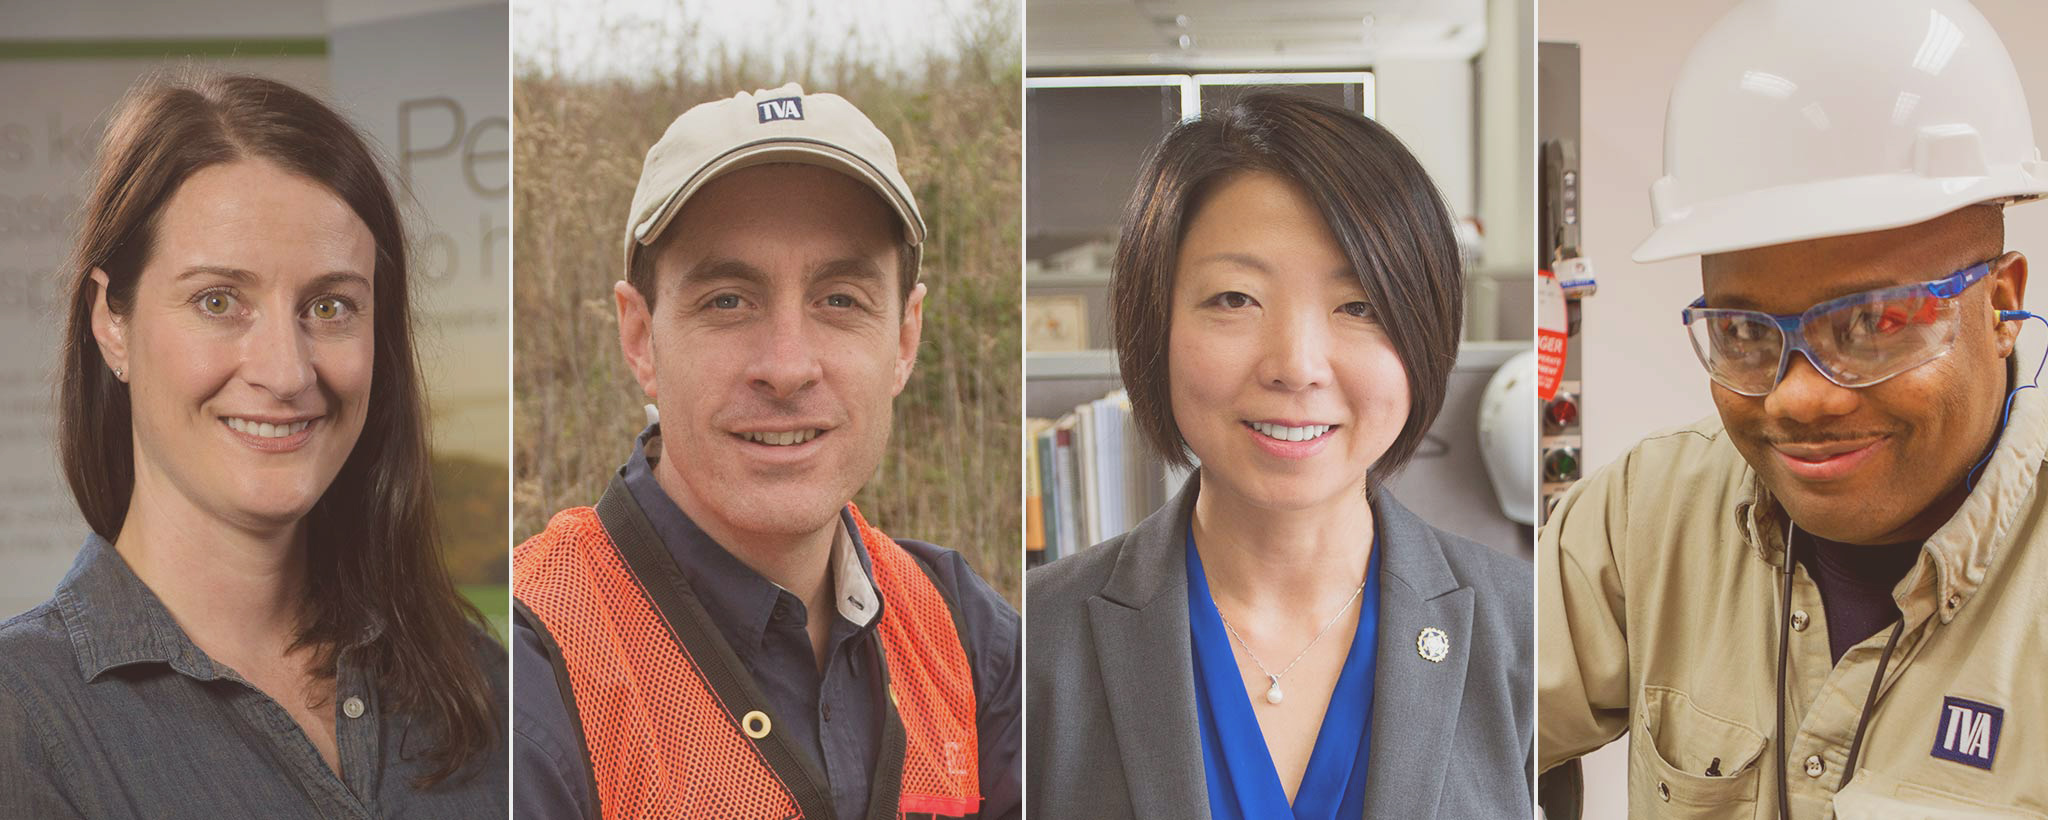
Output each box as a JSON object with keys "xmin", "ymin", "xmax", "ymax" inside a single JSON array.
[
  {"xmin": 220, "ymin": 414, "xmax": 322, "ymax": 452},
  {"xmin": 1241, "ymin": 420, "xmax": 1342, "ymax": 460}
]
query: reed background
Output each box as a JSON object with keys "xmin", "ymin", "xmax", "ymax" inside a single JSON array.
[{"xmin": 513, "ymin": 0, "xmax": 1023, "ymax": 603}]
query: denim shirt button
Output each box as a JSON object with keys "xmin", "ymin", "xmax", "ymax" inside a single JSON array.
[{"xmin": 342, "ymin": 696, "xmax": 366, "ymax": 719}]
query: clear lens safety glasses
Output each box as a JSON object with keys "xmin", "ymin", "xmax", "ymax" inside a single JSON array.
[{"xmin": 1680, "ymin": 261, "xmax": 1994, "ymax": 397}]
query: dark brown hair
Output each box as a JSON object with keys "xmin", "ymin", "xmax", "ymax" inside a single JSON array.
[
  {"xmin": 58, "ymin": 72, "xmax": 495, "ymax": 785},
  {"xmin": 1111, "ymin": 90, "xmax": 1464, "ymax": 493}
]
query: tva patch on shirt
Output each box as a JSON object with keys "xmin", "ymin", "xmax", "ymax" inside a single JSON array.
[
  {"xmin": 1931, "ymin": 696, "xmax": 2003, "ymax": 770},
  {"xmin": 757, "ymin": 96, "xmax": 803, "ymax": 123}
]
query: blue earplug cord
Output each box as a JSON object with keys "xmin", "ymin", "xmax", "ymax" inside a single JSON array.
[{"xmin": 1967, "ymin": 310, "xmax": 2048, "ymax": 490}]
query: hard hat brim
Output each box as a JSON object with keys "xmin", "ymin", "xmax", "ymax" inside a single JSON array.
[{"xmin": 1633, "ymin": 167, "xmax": 2048, "ymax": 262}]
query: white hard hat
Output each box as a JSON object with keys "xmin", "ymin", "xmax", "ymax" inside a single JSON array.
[
  {"xmin": 1634, "ymin": 0, "xmax": 2048, "ymax": 262},
  {"xmin": 1478, "ymin": 351, "xmax": 1537, "ymax": 526}
]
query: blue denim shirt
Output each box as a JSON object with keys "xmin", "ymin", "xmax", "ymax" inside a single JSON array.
[
  {"xmin": 513, "ymin": 426, "xmax": 1022, "ymax": 819},
  {"xmin": 0, "ymin": 535, "xmax": 508, "ymax": 819}
]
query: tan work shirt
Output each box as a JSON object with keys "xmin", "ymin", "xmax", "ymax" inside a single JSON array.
[{"xmin": 1540, "ymin": 392, "xmax": 2048, "ymax": 818}]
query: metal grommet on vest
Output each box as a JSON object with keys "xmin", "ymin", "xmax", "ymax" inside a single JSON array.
[{"xmin": 742, "ymin": 710, "xmax": 773, "ymax": 739}]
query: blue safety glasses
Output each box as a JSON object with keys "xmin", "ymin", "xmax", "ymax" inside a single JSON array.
[{"xmin": 1680, "ymin": 261, "xmax": 1994, "ymax": 396}]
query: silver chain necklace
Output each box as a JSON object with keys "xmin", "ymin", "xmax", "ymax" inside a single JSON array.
[{"xmin": 1217, "ymin": 580, "xmax": 1367, "ymax": 706}]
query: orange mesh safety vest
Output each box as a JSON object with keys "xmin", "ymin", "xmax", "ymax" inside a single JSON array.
[{"xmin": 514, "ymin": 479, "xmax": 981, "ymax": 819}]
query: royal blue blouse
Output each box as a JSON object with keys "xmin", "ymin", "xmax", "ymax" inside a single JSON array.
[{"xmin": 1187, "ymin": 530, "xmax": 1381, "ymax": 820}]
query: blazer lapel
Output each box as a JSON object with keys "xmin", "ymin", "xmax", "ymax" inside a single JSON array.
[
  {"xmin": 1089, "ymin": 476, "xmax": 1211, "ymax": 820},
  {"xmin": 1362, "ymin": 493, "xmax": 1475, "ymax": 820}
]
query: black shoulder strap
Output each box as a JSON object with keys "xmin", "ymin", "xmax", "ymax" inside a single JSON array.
[
  {"xmin": 513, "ymin": 600, "xmax": 604, "ymax": 820},
  {"xmin": 865, "ymin": 656, "xmax": 910, "ymax": 820},
  {"xmin": 592, "ymin": 476, "xmax": 842, "ymax": 819}
]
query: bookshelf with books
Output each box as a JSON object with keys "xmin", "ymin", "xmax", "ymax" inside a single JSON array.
[{"xmin": 1025, "ymin": 390, "xmax": 1186, "ymax": 567}]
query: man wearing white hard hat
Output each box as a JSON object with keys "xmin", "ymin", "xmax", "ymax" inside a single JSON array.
[
  {"xmin": 1540, "ymin": 0, "xmax": 2048, "ymax": 816},
  {"xmin": 511, "ymin": 84, "xmax": 1020, "ymax": 819}
]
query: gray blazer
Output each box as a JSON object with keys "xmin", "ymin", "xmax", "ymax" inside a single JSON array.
[{"xmin": 1025, "ymin": 475, "xmax": 1532, "ymax": 819}]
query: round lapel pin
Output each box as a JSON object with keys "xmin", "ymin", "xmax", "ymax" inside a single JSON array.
[{"xmin": 1417, "ymin": 627, "xmax": 1450, "ymax": 663}]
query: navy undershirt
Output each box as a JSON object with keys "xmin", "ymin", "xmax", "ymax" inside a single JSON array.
[{"xmin": 1795, "ymin": 533, "xmax": 1922, "ymax": 664}]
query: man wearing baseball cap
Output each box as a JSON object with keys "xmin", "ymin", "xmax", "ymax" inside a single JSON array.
[
  {"xmin": 512, "ymin": 84, "xmax": 1020, "ymax": 820},
  {"xmin": 1540, "ymin": 0, "xmax": 2048, "ymax": 816}
]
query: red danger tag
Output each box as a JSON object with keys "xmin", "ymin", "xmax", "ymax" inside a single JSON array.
[{"xmin": 1537, "ymin": 269, "xmax": 1568, "ymax": 401}]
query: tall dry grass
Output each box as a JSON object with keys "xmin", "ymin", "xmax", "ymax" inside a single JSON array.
[{"xmin": 513, "ymin": 2, "xmax": 1022, "ymax": 602}]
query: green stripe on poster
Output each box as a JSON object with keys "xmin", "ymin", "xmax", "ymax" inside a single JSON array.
[
  {"xmin": 0, "ymin": 38, "xmax": 327, "ymax": 60},
  {"xmin": 459, "ymin": 584, "xmax": 511, "ymax": 645}
]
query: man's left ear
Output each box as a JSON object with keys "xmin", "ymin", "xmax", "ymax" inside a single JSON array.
[
  {"xmin": 1993, "ymin": 251, "xmax": 2030, "ymax": 358},
  {"xmin": 893, "ymin": 282, "xmax": 927, "ymax": 394}
]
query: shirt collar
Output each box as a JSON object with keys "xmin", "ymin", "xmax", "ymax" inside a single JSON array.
[
  {"xmin": 831, "ymin": 514, "xmax": 881, "ymax": 627},
  {"xmin": 620, "ymin": 423, "xmax": 883, "ymax": 649},
  {"xmin": 56, "ymin": 534, "xmax": 234, "ymax": 683},
  {"xmin": 1914, "ymin": 372, "xmax": 2048, "ymax": 623}
]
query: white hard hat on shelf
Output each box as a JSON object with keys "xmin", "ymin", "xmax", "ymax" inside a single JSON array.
[
  {"xmin": 1634, "ymin": 0, "xmax": 2048, "ymax": 263},
  {"xmin": 1478, "ymin": 351, "xmax": 1537, "ymax": 526}
]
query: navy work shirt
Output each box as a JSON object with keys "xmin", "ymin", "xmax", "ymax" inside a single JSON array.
[
  {"xmin": 0, "ymin": 536, "xmax": 509, "ymax": 818},
  {"xmin": 513, "ymin": 426, "xmax": 1022, "ymax": 819}
]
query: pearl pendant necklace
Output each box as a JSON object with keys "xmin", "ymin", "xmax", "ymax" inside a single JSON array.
[{"xmin": 1219, "ymin": 579, "xmax": 1367, "ymax": 708}]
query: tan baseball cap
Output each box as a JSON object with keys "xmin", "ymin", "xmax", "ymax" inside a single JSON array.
[{"xmin": 624, "ymin": 82, "xmax": 926, "ymax": 279}]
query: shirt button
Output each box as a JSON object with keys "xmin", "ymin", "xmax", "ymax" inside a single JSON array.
[
  {"xmin": 1804, "ymin": 755, "xmax": 1824, "ymax": 778},
  {"xmin": 342, "ymin": 696, "xmax": 366, "ymax": 720},
  {"xmin": 1790, "ymin": 610, "xmax": 1810, "ymax": 632},
  {"xmin": 822, "ymin": 702, "xmax": 833, "ymax": 722},
  {"xmin": 1657, "ymin": 781, "xmax": 1670, "ymax": 801}
]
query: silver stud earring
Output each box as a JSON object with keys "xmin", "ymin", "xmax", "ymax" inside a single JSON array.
[{"xmin": 113, "ymin": 368, "xmax": 123, "ymax": 380}]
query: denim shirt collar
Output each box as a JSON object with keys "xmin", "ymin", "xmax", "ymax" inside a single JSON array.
[
  {"xmin": 619, "ymin": 423, "xmax": 884, "ymax": 651},
  {"xmin": 55, "ymin": 534, "xmax": 237, "ymax": 683},
  {"xmin": 55, "ymin": 533, "xmax": 386, "ymax": 685}
]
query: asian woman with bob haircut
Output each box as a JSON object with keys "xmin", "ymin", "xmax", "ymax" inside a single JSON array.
[
  {"xmin": 1025, "ymin": 91, "xmax": 1532, "ymax": 819},
  {"xmin": 0, "ymin": 72, "xmax": 505, "ymax": 817}
]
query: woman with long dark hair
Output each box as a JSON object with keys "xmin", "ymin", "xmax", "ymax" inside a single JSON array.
[{"xmin": 0, "ymin": 72, "xmax": 504, "ymax": 817}]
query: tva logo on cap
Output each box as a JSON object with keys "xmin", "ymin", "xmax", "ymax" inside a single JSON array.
[{"xmin": 757, "ymin": 97, "xmax": 804, "ymax": 123}]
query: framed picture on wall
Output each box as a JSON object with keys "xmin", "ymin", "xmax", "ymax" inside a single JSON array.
[{"xmin": 1026, "ymin": 294, "xmax": 1088, "ymax": 352}]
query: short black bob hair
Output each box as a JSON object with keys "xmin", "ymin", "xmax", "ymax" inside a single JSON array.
[{"xmin": 1110, "ymin": 89, "xmax": 1464, "ymax": 494}]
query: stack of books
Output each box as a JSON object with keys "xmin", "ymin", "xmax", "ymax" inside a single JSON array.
[{"xmin": 1025, "ymin": 390, "xmax": 1179, "ymax": 563}]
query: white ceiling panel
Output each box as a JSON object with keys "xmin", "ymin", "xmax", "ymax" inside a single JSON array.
[{"xmin": 1027, "ymin": 0, "xmax": 1486, "ymax": 70}]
